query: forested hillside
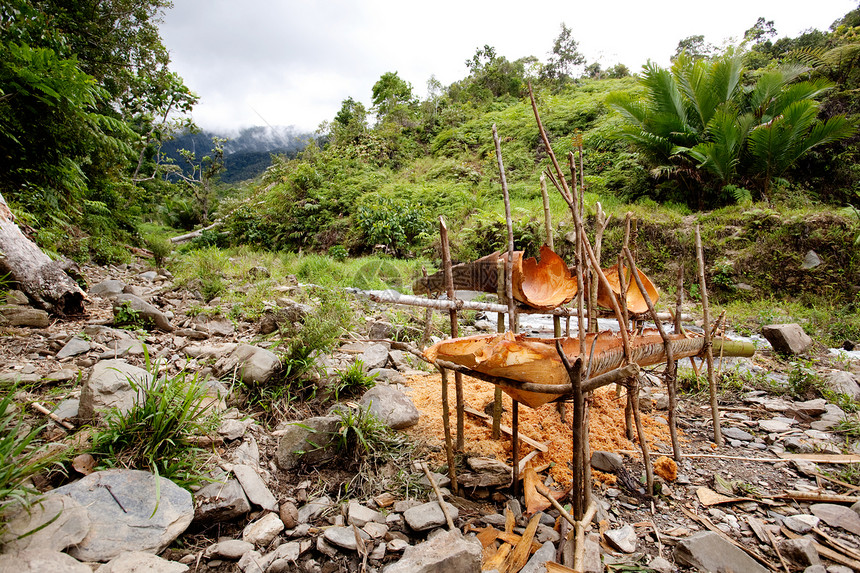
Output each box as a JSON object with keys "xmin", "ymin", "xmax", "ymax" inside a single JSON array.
[{"xmin": 1, "ymin": 1, "xmax": 859, "ymax": 308}]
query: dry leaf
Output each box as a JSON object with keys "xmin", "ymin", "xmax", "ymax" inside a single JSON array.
[{"xmin": 72, "ymin": 453, "xmax": 96, "ymax": 475}]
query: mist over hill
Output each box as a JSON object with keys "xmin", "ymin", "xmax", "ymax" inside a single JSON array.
[{"xmin": 161, "ymin": 125, "xmax": 315, "ymax": 183}]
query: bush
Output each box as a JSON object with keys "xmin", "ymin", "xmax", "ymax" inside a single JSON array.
[
  {"xmin": 144, "ymin": 235, "xmax": 173, "ymax": 269},
  {"xmin": 332, "ymin": 361, "xmax": 377, "ymax": 402}
]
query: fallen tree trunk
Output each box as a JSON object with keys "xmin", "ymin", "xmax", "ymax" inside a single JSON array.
[
  {"xmin": 170, "ymin": 220, "xmax": 221, "ymax": 244},
  {"xmin": 0, "ymin": 192, "xmax": 85, "ymax": 315}
]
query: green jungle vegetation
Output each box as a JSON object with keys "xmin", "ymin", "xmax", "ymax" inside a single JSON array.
[{"xmin": 2, "ymin": 2, "xmax": 860, "ymax": 345}]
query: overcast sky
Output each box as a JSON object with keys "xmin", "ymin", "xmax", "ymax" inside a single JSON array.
[{"xmin": 159, "ymin": 0, "xmax": 858, "ymax": 133}]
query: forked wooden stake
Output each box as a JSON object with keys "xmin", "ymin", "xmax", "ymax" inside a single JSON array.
[
  {"xmin": 439, "ymin": 217, "xmax": 464, "ymax": 451},
  {"xmin": 696, "ymin": 225, "xmax": 723, "ymax": 446}
]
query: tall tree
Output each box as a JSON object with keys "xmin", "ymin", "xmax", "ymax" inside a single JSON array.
[
  {"xmin": 371, "ymin": 71, "xmax": 415, "ymax": 126},
  {"xmin": 542, "ymin": 23, "xmax": 586, "ymax": 82}
]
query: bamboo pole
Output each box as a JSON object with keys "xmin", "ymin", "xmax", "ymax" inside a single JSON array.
[
  {"xmin": 439, "ymin": 217, "xmax": 464, "ymax": 451},
  {"xmin": 540, "ymin": 174, "xmax": 562, "ymax": 340},
  {"xmin": 623, "ymin": 247, "xmax": 681, "ymax": 462},
  {"xmin": 438, "ymin": 367, "xmax": 458, "ymax": 495},
  {"xmin": 674, "ymin": 264, "xmax": 684, "ymax": 335},
  {"xmin": 696, "ymin": 224, "xmax": 723, "ymax": 446},
  {"xmin": 493, "ymin": 313, "xmax": 504, "ymax": 440}
]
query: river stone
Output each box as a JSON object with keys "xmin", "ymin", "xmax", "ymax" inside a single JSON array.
[
  {"xmin": 367, "ymin": 368, "xmax": 407, "ymax": 385},
  {"xmin": 50, "ymin": 469, "xmax": 193, "ymax": 562},
  {"xmin": 95, "ymin": 551, "xmax": 189, "ymax": 572},
  {"xmin": 214, "ymin": 344, "xmax": 280, "ymax": 385},
  {"xmin": 204, "ymin": 539, "xmax": 254, "ymax": 560},
  {"xmin": 90, "ymin": 280, "xmax": 126, "ymax": 298},
  {"xmin": 605, "ymin": 524, "xmax": 637, "ymax": 553},
  {"xmin": 194, "ymin": 479, "xmax": 251, "ymax": 523},
  {"xmin": 78, "ymin": 359, "xmax": 154, "ymax": 421},
  {"xmin": 242, "ymin": 512, "xmax": 284, "ymax": 547},
  {"xmin": 191, "ymin": 314, "xmax": 235, "ymax": 337},
  {"xmin": 232, "ymin": 464, "xmax": 277, "ymax": 512},
  {"xmin": 0, "ymin": 494, "xmax": 90, "ymax": 553},
  {"xmin": 323, "ymin": 526, "xmax": 370, "ymax": 551},
  {"xmin": 675, "ymin": 531, "xmax": 768, "ymax": 573},
  {"xmin": 721, "ymin": 426, "xmax": 754, "ymax": 441},
  {"xmin": 403, "ymin": 501, "xmax": 459, "ymax": 531},
  {"xmin": 762, "ymin": 323, "xmax": 813, "ymax": 355},
  {"xmin": 112, "ymin": 293, "xmax": 174, "ymax": 332},
  {"xmin": 279, "ymin": 501, "xmax": 298, "ymax": 529},
  {"xmin": 825, "ymin": 371, "xmax": 860, "ymax": 400},
  {"xmin": 759, "ymin": 419, "xmax": 793, "ymax": 433},
  {"xmin": 810, "ymin": 503, "xmax": 860, "ymax": 535},
  {"xmin": 794, "ymin": 399, "xmax": 827, "ymax": 417},
  {"xmin": 275, "ymin": 416, "xmax": 340, "ymax": 470},
  {"xmin": 56, "ymin": 336, "xmax": 91, "ymax": 359},
  {"xmin": 297, "ymin": 496, "xmax": 333, "ymax": 524},
  {"xmin": 520, "ymin": 540, "xmax": 555, "ymax": 573},
  {"xmin": 801, "ymin": 250, "xmax": 822, "ymax": 270},
  {"xmin": 348, "ymin": 501, "xmax": 384, "ymax": 527},
  {"xmin": 360, "ymin": 343, "xmax": 390, "ymax": 370},
  {"xmin": 591, "ymin": 451, "xmax": 624, "ymax": 473},
  {"xmin": 358, "ymin": 385, "xmax": 419, "ymax": 429},
  {"xmin": 784, "ymin": 514, "xmax": 820, "ymax": 534},
  {"xmin": 0, "ymin": 549, "xmax": 92, "ymax": 573},
  {"xmin": 383, "ymin": 529, "xmax": 480, "ymax": 573},
  {"xmin": 778, "ymin": 537, "xmax": 820, "ymax": 567}
]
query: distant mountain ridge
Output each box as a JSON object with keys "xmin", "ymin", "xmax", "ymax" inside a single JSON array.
[{"xmin": 161, "ymin": 125, "xmax": 314, "ymax": 183}]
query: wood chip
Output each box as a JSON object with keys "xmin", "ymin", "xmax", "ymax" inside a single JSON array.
[
  {"xmin": 545, "ymin": 562, "xmax": 576, "ymax": 573},
  {"xmin": 483, "ymin": 543, "xmax": 511, "ymax": 571},
  {"xmin": 500, "ymin": 513, "xmax": 541, "ymax": 573}
]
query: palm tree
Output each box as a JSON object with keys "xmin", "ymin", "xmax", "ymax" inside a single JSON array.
[{"xmin": 608, "ymin": 52, "xmax": 857, "ymax": 207}]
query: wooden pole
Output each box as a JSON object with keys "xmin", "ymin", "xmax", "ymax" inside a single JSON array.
[
  {"xmin": 674, "ymin": 265, "xmax": 684, "ymax": 335},
  {"xmin": 696, "ymin": 225, "xmax": 723, "ymax": 446},
  {"xmin": 438, "ymin": 367, "xmax": 458, "ymax": 495},
  {"xmin": 493, "ymin": 313, "xmax": 504, "ymax": 440},
  {"xmin": 540, "ymin": 174, "xmax": 562, "ymax": 340},
  {"xmin": 422, "ymin": 462, "xmax": 455, "ymax": 530},
  {"xmin": 623, "ymin": 247, "xmax": 681, "ymax": 462},
  {"xmin": 439, "ymin": 217, "xmax": 464, "ymax": 452}
]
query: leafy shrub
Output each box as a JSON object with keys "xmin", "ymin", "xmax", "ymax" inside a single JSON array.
[
  {"xmin": 144, "ymin": 235, "xmax": 172, "ymax": 269},
  {"xmin": 114, "ymin": 301, "xmax": 145, "ymax": 329},
  {"xmin": 355, "ymin": 196, "xmax": 433, "ymax": 256},
  {"xmin": 327, "ymin": 244, "xmax": 348, "ymax": 261},
  {"xmin": 787, "ymin": 361, "xmax": 820, "ymax": 399}
]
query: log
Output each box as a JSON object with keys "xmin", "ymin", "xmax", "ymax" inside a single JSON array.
[
  {"xmin": 0, "ymin": 192, "xmax": 85, "ymax": 316},
  {"xmin": 169, "ymin": 220, "xmax": 220, "ymax": 244}
]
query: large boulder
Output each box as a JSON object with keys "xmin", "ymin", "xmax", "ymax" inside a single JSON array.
[
  {"xmin": 359, "ymin": 385, "xmax": 419, "ymax": 429},
  {"xmin": 0, "ymin": 549, "xmax": 91, "ymax": 573},
  {"xmin": 825, "ymin": 371, "xmax": 860, "ymax": 401},
  {"xmin": 275, "ymin": 416, "xmax": 341, "ymax": 470},
  {"xmin": 50, "ymin": 469, "xmax": 193, "ymax": 562},
  {"xmin": 0, "ymin": 495, "xmax": 90, "ymax": 553},
  {"xmin": 78, "ymin": 359, "xmax": 154, "ymax": 421},
  {"xmin": 762, "ymin": 323, "xmax": 813, "ymax": 355},
  {"xmin": 214, "ymin": 344, "xmax": 280, "ymax": 385},
  {"xmin": 95, "ymin": 551, "xmax": 189, "ymax": 573},
  {"xmin": 193, "ymin": 479, "xmax": 251, "ymax": 524}
]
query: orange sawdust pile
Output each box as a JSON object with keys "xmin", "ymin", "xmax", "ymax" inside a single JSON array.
[
  {"xmin": 403, "ymin": 372, "xmax": 677, "ymax": 489},
  {"xmin": 653, "ymin": 456, "xmax": 678, "ymax": 481}
]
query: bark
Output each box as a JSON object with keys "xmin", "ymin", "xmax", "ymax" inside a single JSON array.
[{"xmin": 0, "ymin": 193, "xmax": 85, "ymax": 316}]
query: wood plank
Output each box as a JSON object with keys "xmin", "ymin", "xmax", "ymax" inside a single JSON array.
[
  {"xmin": 778, "ymin": 453, "xmax": 860, "ymax": 464},
  {"xmin": 464, "ymin": 406, "xmax": 548, "ymax": 452},
  {"xmin": 501, "ymin": 513, "xmax": 542, "ymax": 573},
  {"xmin": 775, "ymin": 490, "xmax": 860, "ymax": 504}
]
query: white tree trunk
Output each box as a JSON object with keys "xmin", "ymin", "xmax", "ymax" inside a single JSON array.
[{"xmin": 0, "ymin": 192, "xmax": 86, "ymax": 315}]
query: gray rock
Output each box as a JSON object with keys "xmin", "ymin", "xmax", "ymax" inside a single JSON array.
[
  {"xmin": 78, "ymin": 359, "xmax": 154, "ymax": 422},
  {"xmin": 403, "ymin": 501, "xmax": 459, "ymax": 531},
  {"xmin": 275, "ymin": 416, "xmax": 341, "ymax": 470},
  {"xmin": 297, "ymin": 496, "xmax": 333, "ymax": 524},
  {"xmin": 360, "ymin": 343, "xmax": 390, "ymax": 370},
  {"xmin": 591, "ymin": 451, "xmax": 624, "ymax": 473},
  {"xmin": 803, "ymin": 566, "xmax": 827, "ymax": 573},
  {"xmin": 759, "ymin": 419, "xmax": 793, "ymax": 432},
  {"xmin": 237, "ymin": 549, "xmax": 267, "ymax": 573},
  {"xmin": 824, "ymin": 371, "xmax": 860, "ymax": 401},
  {"xmin": 323, "ymin": 526, "xmax": 370, "ymax": 551},
  {"xmin": 44, "ymin": 368, "xmax": 79, "ymax": 382},
  {"xmin": 778, "ymin": 536, "xmax": 820, "ymax": 567},
  {"xmin": 802, "ymin": 250, "xmax": 822, "ymax": 270},
  {"xmin": 0, "ymin": 494, "xmax": 90, "ymax": 553},
  {"xmin": 584, "ymin": 533, "xmax": 601, "ymax": 573},
  {"xmin": 90, "ymin": 280, "xmax": 126, "ymax": 298},
  {"xmin": 56, "ymin": 336, "xmax": 91, "ymax": 359},
  {"xmin": 0, "ymin": 549, "xmax": 91, "ymax": 573},
  {"xmin": 0, "ymin": 305, "xmax": 50, "ymax": 328},
  {"xmin": 784, "ymin": 514, "xmax": 820, "ymax": 534},
  {"xmin": 191, "ymin": 314, "xmax": 235, "ymax": 337},
  {"xmin": 214, "ymin": 344, "xmax": 280, "ymax": 385},
  {"xmin": 204, "ymin": 539, "xmax": 254, "ymax": 560},
  {"xmin": 368, "ymin": 368, "xmax": 406, "ymax": 385},
  {"xmin": 383, "ymin": 529, "xmax": 481, "ymax": 573},
  {"xmin": 810, "ymin": 503, "xmax": 860, "ymax": 535},
  {"xmin": 358, "ymin": 385, "xmax": 419, "ymax": 430},
  {"xmin": 232, "ymin": 465, "xmax": 277, "ymax": 512},
  {"xmin": 762, "ymin": 323, "xmax": 813, "ymax": 355},
  {"xmin": 675, "ymin": 531, "xmax": 768, "ymax": 573},
  {"xmin": 4, "ymin": 290, "xmax": 28, "ymax": 305},
  {"xmin": 218, "ymin": 418, "xmax": 250, "ymax": 441},
  {"xmin": 231, "ymin": 436, "xmax": 260, "ymax": 468},
  {"xmin": 648, "ymin": 556, "xmax": 674, "ymax": 573},
  {"xmin": 605, "ymin": 524, "xmax": 637, "ymax": 553},
  {"xmin": 51, "ymin": 469, "xmax": 193, "ymax": 562},
  {"xmin": 363, "ymin": 521, "xmax": 389, "ymax": 539},
  {"xmin": 348, "ymin": 501, "xmax": 384, "ymax": 527},
  {"xmin": 721, "ymin": 426, "xmax": 754, "ymax": 442},
  {"xmin": 52, "ymin": 398, "xmax": 79, "ymax": 421},
  {"xmin": 519, "ymin": 541, "xmax": 555, "ymax": 573},
  {"xmin": 112, "ymin": 293, "xmax": 174, "ymax": 332},
  {"xmin": 242, "ymin": 512, "xmax": 284, "ymax": 547},
  {"xmin": 794, "ymin": 399, "xmax": 827, "ymax": 417},
  {"xmin": 95, "ymin": 551, "xmax": 189, "ymax": 572},
  {"xmin": 194, "ymin": 479, "xmax": 251, "ymax": 523}
]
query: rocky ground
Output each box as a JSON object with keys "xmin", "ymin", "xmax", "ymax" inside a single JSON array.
[{"xmin": 0, "ymin": 258, "xmax": 859, "ymax": 573}]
